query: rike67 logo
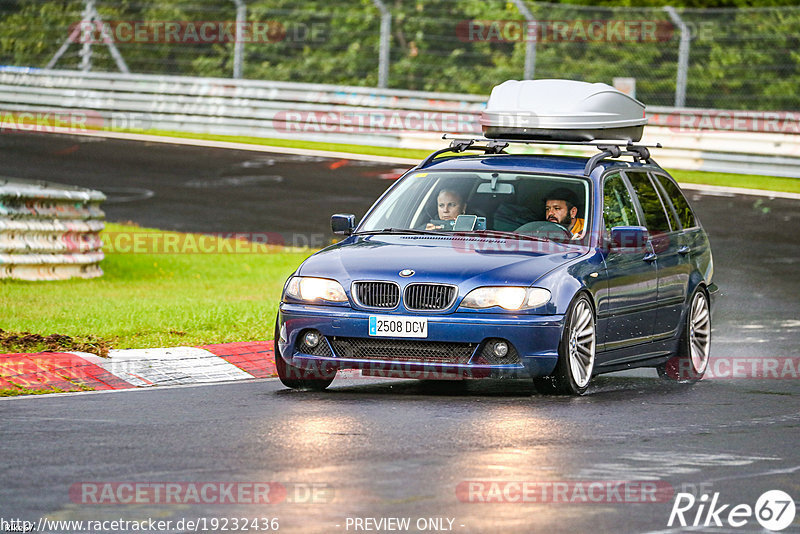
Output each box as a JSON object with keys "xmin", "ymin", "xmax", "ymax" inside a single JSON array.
[{"xmin": 669, "ymin": 490, "xmax": 796, "ymax": 531}]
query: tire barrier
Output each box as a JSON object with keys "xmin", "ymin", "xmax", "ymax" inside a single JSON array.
[{"xmin": 0, "ymin": 177, "xmax": 105, "ymax": 280}]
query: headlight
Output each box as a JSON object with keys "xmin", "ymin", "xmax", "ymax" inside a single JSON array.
[
  {"xmin": 460, "ymin": 286, "xmax": 551, "ymax": 311},
  {"xmin": 284, "ymin": 276, "xmax": 348, "ymax": 303}
]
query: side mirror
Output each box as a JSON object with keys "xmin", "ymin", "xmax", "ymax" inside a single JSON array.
[
  {"xmin": 609, "ymin": 226, "xmax": 649, "ymax": 250},
  {"xmin": 331, "ymin": 214, "xmax": 356, "ymax": 235}
]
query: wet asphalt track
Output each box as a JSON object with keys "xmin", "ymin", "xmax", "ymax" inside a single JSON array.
[{"xmin": 1, "ymin": 131, "xmax": 799, "ymax": 533}]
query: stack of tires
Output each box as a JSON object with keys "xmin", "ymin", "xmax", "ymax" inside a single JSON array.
[{"xmin": 0, "ymin": 178, "xmax": 105, "ymax": 280}]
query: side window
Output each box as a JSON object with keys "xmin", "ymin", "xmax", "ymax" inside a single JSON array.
[
  {"xmin": 602, "ymin": 173, "xmax": 638, "ymax": 233},
  {"xmin": 653, "ymin": 174, "xmax": 697, "ymax": 230},
  {"xmin": 626, "ymin": 171, "xmax": 672, "ymax": 233}
]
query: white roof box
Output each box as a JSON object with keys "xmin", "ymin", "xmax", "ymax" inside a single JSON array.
[{"xmin": 480, "ymin": 79, "xmax": 647, "ymax": 142}]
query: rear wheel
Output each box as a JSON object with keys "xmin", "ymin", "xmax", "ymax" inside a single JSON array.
[
  {"xmin": 534, "ymin": 294, "xmax": 596, "ymax": 396},
  {"xmin": 274, "ymin": 320, "xmax": 336, "ymax": 391},
  {"xmin": 657, "ymin": 288, "xmax": 710, "ymax": 383}
]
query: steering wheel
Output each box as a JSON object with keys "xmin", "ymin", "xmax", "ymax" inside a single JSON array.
[{"xmin": 513, "ymin": 220, "xmax": 573, "ymax": 240}]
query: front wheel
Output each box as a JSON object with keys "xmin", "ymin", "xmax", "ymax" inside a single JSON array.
[
  {"xmin": 533, "ymin": 294, "xmax": 596, "ymax": 396},
  {"xmin": 657, "ymin": 288, "xmax": 711, "ymax": 383},
  {"xmin": 274, "ymin": 320, "xmax": 336, "ymax": 391}
]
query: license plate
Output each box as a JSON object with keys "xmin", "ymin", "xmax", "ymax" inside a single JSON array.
[{"xmin": 369, "ymin": 316, "xmax": 428, "ymax": 338}]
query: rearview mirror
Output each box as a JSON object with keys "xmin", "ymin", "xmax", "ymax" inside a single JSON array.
[
  {"xmin": 476, "ymin": 182, "xmax": 515, "ymax": 194},
  {"xmin": 331, "ymin": 214, "xmax": 355, "ymax": 235}
]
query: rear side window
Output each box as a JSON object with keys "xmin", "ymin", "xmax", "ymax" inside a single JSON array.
[
  {"xmin": 602, "ymin": 173, "xmax": 638, "ymax": 233},
  {"xmin": 626, "ymin": 171, "xmax": 671, "ymax": 233},
  {"xmin": 653, "ymin": 174, "xmax": 697, "ymax": 230}
]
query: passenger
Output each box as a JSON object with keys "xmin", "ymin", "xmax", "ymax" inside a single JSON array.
[
  {"xmin": 426, "ymin": 189, "xmax": 466, "ymax": 230},
  {"xmin": 543, "ymin": 188, "xmax": 585, "ymax": 239}
]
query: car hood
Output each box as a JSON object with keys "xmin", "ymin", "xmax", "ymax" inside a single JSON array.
[{"xmin": 296, "ymin": 234, "xmax": 588, "ymax": 289}]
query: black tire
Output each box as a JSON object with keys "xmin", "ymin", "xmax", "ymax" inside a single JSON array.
[
  {"xmin": 274, "ymin": 320, "xmax": 336, "ymax": 391},
  {"xmin": 657, "ymin": 287, "xmax": 710, "ymax": 383},
  {"xmin": 533, "ymin": 294, "xmax": 596, "ymax": 396}
]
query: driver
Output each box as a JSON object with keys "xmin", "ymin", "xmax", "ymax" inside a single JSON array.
[
  {"xmin": 426, "ymin": 188, "xmax": 466, "ymax": 230},
  {"xmin": 544, "ymin": 188, "xmax": 585, "ymax": 239}
]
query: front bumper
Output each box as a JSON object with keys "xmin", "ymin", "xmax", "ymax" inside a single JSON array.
[{"xmin": 278, "ymin": 303, "xmax": 565, "ymax": 379}]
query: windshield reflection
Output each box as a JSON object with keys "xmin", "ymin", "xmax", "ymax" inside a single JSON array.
[{"xmin": 359, "ymin": 172, "xmax": 590, "ymax": 243}]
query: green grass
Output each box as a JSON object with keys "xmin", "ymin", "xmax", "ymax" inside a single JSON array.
[
  {"xmin": 124, "ymin": 129, "xmax": 800, "ymax": 194},
  {"xmin": 130, "ymin": 129, "xmax": 433, "ymax": 161},
  {"xmin": 0, "ymin": 385, "xmax": 91, "ymax": 397},
  {"xmin": 0, "ymin": 330, "xmax": 113, "ymax": 357},
  {"xmin": 669, "ymin": 169, "xmax": 800, "ymax": 194},
  {"xmin": 0, "ymin": 223, "xmax": 313, "ymax": 351}
]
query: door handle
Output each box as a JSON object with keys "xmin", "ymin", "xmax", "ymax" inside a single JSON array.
[
  {"xmin": 643, "ymin": 252, "xmax": 658, "ymax": 263},
  {"xmin": 678, "ymin": 245, "xmax": 691, "ymax": 255}
]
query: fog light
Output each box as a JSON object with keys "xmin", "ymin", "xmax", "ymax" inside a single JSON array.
[
  {"xmin": 493, "ymin": 341, "xmax": 509, "ymax": 358},
  {"xmin": 303, "ymin": 330, "xmax": 321, "ymax": 348}
]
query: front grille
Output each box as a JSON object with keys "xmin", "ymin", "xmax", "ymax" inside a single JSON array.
[
  {"xmin": 329, "ymin": 337, "xmax": 474, "ymax": 364},
  {"xmin": 404, "ymin": 283, "xmax": 457, "ymax": 311},
  {"xmin": 353, "ymin": 281, "xmax": 400, "ymax": 309}
]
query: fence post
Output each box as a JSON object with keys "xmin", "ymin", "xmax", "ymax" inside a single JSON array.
[
  {"xmin": 47, "ymin": 0, "xmax": 129, "ymax": 73},
  {"xmin": 511, "ymin": 0, "xmax": 537, "ymax": 79},
  {"xmin": 372, "ymin": 0, "xmax": 391, "ymax": 88},
  {"xmin": 233, "ymin": 0, "xmax": 246, "ymax": 78},
  {"xmin": 79, "ymin": 0, "xmax": 94, "ymax": 72},
  {"xmin": 664, "ymin": 6, "xmax": 690, "ymax": 108}
]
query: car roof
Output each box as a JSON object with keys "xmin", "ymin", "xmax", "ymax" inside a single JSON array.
[{"xmin": 416, "ymin": 153, "xmax": 662, "ymax": 180}]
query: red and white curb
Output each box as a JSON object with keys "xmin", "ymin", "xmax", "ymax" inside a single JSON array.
[{"xmin": 0, "ymin": 342, "xmax": 276, "ymax": 393}]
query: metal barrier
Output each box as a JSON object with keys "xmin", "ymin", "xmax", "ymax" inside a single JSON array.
[
  {"xmin": 1, "ymin": 67, "xmax": 799, "ymax": 178},
  {"xmin": 0, "ymin": 177, "xmax": 105, "ymax": 281}
]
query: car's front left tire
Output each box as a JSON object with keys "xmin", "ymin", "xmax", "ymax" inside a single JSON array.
[
  {"xmin": 274, "ymin": 320, "xmax": 336, "ymax": 391},
  {"xmin": 533, "ymin": 293, "xmax": 596, "ymax": 396}
]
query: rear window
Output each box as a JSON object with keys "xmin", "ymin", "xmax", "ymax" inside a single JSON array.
[
  {"xmin": 625, "ymin": 171, "xmax": 671, "ymax": 234},
  {"xmin": 653, "ymin": 174, "xmax": 697, "ymax": 230}
]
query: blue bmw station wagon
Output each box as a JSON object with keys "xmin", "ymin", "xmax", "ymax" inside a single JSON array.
[{"xmin": 275, "ymin": 80, "xmax": 717, "ymax": 395}]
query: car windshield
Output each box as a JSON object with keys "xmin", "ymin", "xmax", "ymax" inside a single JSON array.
[{"xmin": 358, "ymin": 171, "xmax": 590, "ymax": 241}]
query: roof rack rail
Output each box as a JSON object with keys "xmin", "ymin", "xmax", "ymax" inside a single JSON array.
[
  {"xmin": 583, "ymin": 144, "xmax": 657, "ymax": 176},
  {"xmin": 418, "ymin": 138, "xmax": 509, "ymax": 168},
  {"xmin": 425, "ymin": 134, "xmax": 663, "ymax": 176}
]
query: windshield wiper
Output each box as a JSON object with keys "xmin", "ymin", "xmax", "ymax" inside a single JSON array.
[
  {"xmin": 451, "ymin": 229, "xmax": 551, "ymax": 242},
  {"xmin": 354, "ymin": 228, "xmax": 566, "ymax": 243},
  {"xmin": 352, "ymin": 228, "xmax": 449, "ymax": 236}
]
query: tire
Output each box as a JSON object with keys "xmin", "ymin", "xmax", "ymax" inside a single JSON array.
[
  {"xmin": 534, "ymin": 294, "xmax": 596, "ymax": 396},
  {"xmin": 657, "ymin": 287, "xmax": 711, "ymax": 383},
  {"xmin": 274, "ymin": 320, "xmax": 336, "ymax": 391}
]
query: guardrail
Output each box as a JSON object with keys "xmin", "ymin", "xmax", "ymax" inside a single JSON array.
[
  {"xmin": 1, "ymin": 67, "xmax": 799, "ymax": 178},
  {"xmin": 0, "ymin": 177, "xmax": 105, "ymax": 280}
]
